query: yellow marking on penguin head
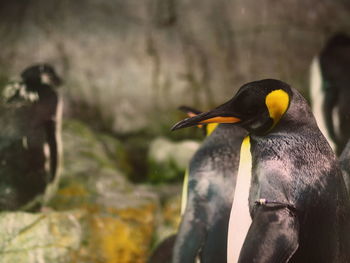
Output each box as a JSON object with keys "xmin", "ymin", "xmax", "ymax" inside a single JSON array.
[
  {"xmin": 265, "ymin": 89, "xmax": 290, "ymax": 128},
  {"xmin": 206, "ymin": 123, "xmax": 219, "ymax": 136}
]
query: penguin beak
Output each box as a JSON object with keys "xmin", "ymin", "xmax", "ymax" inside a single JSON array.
[
  {"xmin": 178, "ymin": 105, "xmax": 204, "ymax": 128},
  {"xmin": 171, "ymin": 106, "xmax": 241, "ymax": 131}
]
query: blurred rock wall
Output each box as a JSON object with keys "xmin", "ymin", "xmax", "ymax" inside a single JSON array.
[{"xmin": 0, "ymin": 0, "xmax": 350, "ymax": 133}]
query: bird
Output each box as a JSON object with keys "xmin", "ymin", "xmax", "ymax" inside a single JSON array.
[
  {"xmin": 172, "ymin": 79, "xmax": 350, "ymax": 262},
  {"xmin": 310, "ymin": 33, "xmax": 350, "ymax": 155},
  {"xmin": 149, "ymin": 106, "xmax": 204, "ymax": 263},
  {"xmin": 171, "ymin": 106, "xmax": 246, "ymax": 263},
  {"xmin": 149, "ymin": 105, "xmax": 243, "ymax": 263},
  {"xmin": 0, "ymin": 63, "xmax": 63, "ymax": 211},
  {"xmin": 177, "ymin": 105, "xmax": 222, "ymax": 216}
]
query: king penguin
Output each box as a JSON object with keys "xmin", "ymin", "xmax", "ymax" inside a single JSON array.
[
  {"xmin": 149, "ymin": 106, "xmax": 245, "ymax": 263},
  {"xmin": 310, "ymin": 33, "xmax": 350, "ymax": 155},
  {"xmin": 171, "ymin": 107, "xmax": 246, "ymax": 263},
  {"xmin": 149, "ymin": 106, "xmax": 207, "ymax": 263},
  {"xmin": 0, "ymin": 63, "xmax": 63, "ymax": 210},
  {"xmin": 172, "ymin": 79, "xmax": 350, "ymax": 262},
  {"xmin": 177, "ymin": 105, "xmax": 223, "ymax": 216}
]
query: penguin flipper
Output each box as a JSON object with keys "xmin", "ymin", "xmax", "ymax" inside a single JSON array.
[
  {"xmin": 238, "ymin": 205, "xmax": 299, "ymax": 263},
  {"xmin": 172, "ymin": 202, "xmax": 207, "ymax": 263},
  {"xmin": 200, "ymin": 212, "xmax": 230, "ymax": 263}
]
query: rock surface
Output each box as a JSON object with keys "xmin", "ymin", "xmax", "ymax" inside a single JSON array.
[
  {"xmin": 0, "ymin": 118, "xmax": 186, "ymax": 263},
  {"xmin": 49, "ymin": 119, "xmax": 161, "ymax": 263},
  {"xmin": 0, "ymin": 211, "xmax": 83, "ymax": 263},
  {"xmin": 1, "ymin": 1, "xmax": 350, "ymax": 133}
]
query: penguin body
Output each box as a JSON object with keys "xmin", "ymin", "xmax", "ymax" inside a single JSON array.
[
  {"xmin": 149, "ymin": 106, "xmax": 239, "ymax": 263},
  {"xmin": 0, "ymin": 64, "xmax": 62, "ymax": 210},
  {"xmin": 172, "ymin": 79, "xmax": 350, "ymax": 262},
  {"xmin": 310, "ymin": 33, "xmax": 350, "ymax": 155},
  {"xmin": 148, "ymin": 106, "xmax": 215, "ymax": 263},
  {"xmin": 246, "ymin": 102, "xmax": 345, "ymax": 262},
  {"xmin": 173, "ymin": 123, "xmax": 246, "ymax": 263}
]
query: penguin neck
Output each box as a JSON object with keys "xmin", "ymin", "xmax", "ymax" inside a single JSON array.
[
  {"xmin": 33, "ymin": 85, "xmax": 55, "ymax": 100},
  {"xmin": 210, "ymin": 123, "xmax": 247, "ymax": 141}
]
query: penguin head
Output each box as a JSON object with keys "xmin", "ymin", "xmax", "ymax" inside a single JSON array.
[
  {"xmin": 21, "ymin": 64, "xmax": 62, "ymax": 91},
  {"xmin": 172, "ymin": 79, "xmax": 292, "ymax": 135}
]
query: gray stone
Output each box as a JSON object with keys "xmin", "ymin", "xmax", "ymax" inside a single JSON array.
[
  {"xmin": 48, "ymin": 119, "xmax": 160, "ymax": 262},
  {"xmin": 1, "ymin": 1, "xmax": 350, "ymax": 133},
  {"xmin": 0, "ymin": 211, "xmax": 83, "ymax": 263}
]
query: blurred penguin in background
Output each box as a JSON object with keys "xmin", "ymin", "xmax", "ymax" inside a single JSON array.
[
  {"xmin": 0, "ymin": 64, "xmax": 63, "ymax": 211},
  {"xmin": 149, "ymin": 106, "xmax": 213, "ymax": 263},
  {"xmin": 171, "ymin": 107, "xmax": 246, "ymax": 263},
  {"xmin": 149, "ymin": 106, "xmax": 246, "ymax": 263},
  {"xmin": 310, "ymin": 33, "xmax": 350, "ymax": 155}
]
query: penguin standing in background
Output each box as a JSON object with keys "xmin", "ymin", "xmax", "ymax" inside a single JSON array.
[
  {"xmin": 149, "ymin": 106, "xmax": 204, "ymax": 263},
  {"xmin": 0, "ymin": 64, "xmax": 63, "ymax": 210},
  {"xmin": 172, "ymin": 79, "xmax": 350, "ymax": 262},
  {"xmin": 310, "ymin": 33, "xmax": 350, "ymax": 155},
  {"xmin": 177, "ymin": 105, "xmax": 223, "ymax": 216},
  {"xmin": 171, "ymin": 107, "xmax": 246, "ymax": 263},
  {"xmin": 148, "ymin": 106, "xmax": 245, "ymax": 263}
]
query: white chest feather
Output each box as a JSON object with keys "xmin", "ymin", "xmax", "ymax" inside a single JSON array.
[
  {"xmin": 227, "ymin": 136, "xmax": 252, "ymax": 263},
  {"xmin": 309, "ymin": 56, "xmax": 336, "ymax": 150}
]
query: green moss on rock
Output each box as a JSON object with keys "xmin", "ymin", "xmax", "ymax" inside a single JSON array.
[{"xmin": 147, "ymin": 137, "xmax": 200, "ymax": 183}]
